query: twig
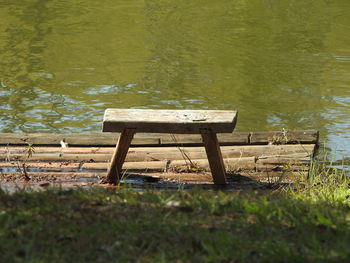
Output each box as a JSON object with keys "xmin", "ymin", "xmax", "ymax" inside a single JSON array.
[
  {"xmin": 21, "ymin": 163, "xmax": 30, "ymax": 181},
  {"xmin": 170, "ymin": 134, "xmax": 195, "ymax": 168}
]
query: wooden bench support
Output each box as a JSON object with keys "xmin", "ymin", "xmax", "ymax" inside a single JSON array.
[
  {"xmin": 106, "ymin": 128, "xmax": 136, "ymax": 184},
  {"xmin": 200, "ymin": 128, "xmax": 227, "ymax": 184},
  {"xmin": 103, "ymin": 109, "xmax": 237, "ymax": 185}
]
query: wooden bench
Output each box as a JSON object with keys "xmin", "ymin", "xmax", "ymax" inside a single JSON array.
[{"xmin": 102, "ymin": 109, "xmax": 238, "ymax": 185}]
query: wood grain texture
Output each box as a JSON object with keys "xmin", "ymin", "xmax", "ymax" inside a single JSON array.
[
  {"xmin": 256, "ymin": 154, "xmax": 311, "ymax": 171},
  {"xmin": 250, "ymin": 130, "xmax": 319, "ymax": 145},
  {"xmin": 106, "ymin": 128, "xmax": 136, "ymax": 184},
  {"xmin": 0, "ymin": 130, "xmax": 317, "ymax": 185},
  {"xmin": 0, "ymin": 155, "xmax": 309, "ymax": 173},
  {"xmin": 0, "ymin": 133, "xmax": 159, "ymax": 146},
  {"xmin": 0, "ymin": 162, "xmax": 81, "ymax": 169},
  {"xmin": 0, "ymin": 132, "xmax": 250, "ymax": 147},
  {"xmin": 159, "ymin": 132, "xmax": 250, "ymax": 145},
  {"xmin": 0, "ymin": 172, "xmax": 102, "ymax": 178},
  {"xmin": 103, "ymin": 109, "xmax": 237, "ymax": 134},
  {"xmin": 200, "ymin": 128, "xmax": 227, "ymax": 184},
  {"xmin": 0, "ymin": 130, "xmax": 318, "ymax": 146},
  {"xmin": 0, "ymin": 144, "xmax": 314, "ymax": 162},
  {"xmin": 0, "ymin": 144, "xmax": 315, "ymax": 163}
]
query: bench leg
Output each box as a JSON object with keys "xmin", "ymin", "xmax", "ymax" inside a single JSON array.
[
  {"xmin": 106, "ymin": 128, "xmax": 136, "ymax": 185},
  {"xmin": 200, "ymin": 128, "xmax": 227, "ymax": 185}
]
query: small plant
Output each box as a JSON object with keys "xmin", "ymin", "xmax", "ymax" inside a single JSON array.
[
  {"xmin": 117, "ymin": 169, "xmax": 129, "ymax": 187},
  {"xmin": 289, "ymin": 155, "xmax": 349, "ymax": 205},
  {"xmin": 269, "ymin": 128, "xmax": 291, "ymax": 145},
  {"xmin": 17, "ymin": 142, "xmax": 35, "ymax": 181},
  {"xmin": 170, "ymin": 134, "xmax": 205, "ymax": 173}
]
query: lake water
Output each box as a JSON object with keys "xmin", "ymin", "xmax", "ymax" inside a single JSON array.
[{"xmin": 0, "ymin": 0, "xmax": 349, "ymax": 161}]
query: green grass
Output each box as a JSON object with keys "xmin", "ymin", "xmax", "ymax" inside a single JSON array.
[{"xmin": 0, "ymin": 163, "xmax": 349, "ymax": 262}]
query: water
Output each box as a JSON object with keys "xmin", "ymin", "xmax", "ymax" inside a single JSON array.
[{"xmin": 0, "ymin": 0, "xmax": 349, "ymax": 161}]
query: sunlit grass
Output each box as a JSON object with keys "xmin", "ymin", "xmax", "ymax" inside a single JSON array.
[{"xmin": 290, "ymin": 155, "xmax": 350, "ymax": 205}]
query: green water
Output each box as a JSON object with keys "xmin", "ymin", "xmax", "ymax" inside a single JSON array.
[{"xmin": 0, "ymin": 0, "xmax": 349, "ymax": 159}]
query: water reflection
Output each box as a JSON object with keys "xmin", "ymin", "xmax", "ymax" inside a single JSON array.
[
  {"xmin": 236, "ymin": 0, "xmax": 333, "ymax": 131},
  {"xmin": 0, "ymin": 0, "xmax": 349, "ymax": 159},
  {"xmin": 141, "ymin": 0, "xmax": 203, "ymax": 108}
]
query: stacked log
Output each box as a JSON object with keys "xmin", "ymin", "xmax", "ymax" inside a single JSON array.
[{"xmin": 0, "ymin": 131, "xmax": 318, "ymax": 184}]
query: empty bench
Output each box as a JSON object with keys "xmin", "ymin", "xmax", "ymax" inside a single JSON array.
[{"xmin": 102, "ymin": 109, "xmax": 238, "ymax": 185}]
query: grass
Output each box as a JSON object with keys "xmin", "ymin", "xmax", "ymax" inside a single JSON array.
[{"xmin": 0, "ymin": 162, "xmax": 349, "ymax": 262}]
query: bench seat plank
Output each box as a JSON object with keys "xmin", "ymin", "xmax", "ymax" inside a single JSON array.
[{"xmin": 103, "ymin": 109, "xmax": 237, "ymax": 134}]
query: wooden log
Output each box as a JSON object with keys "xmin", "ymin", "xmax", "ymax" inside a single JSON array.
[
  {"xmin": 0, "ymin": 144, "xmax": 316, "ymax": 163},
  {"xmin": 103, "ymin": 109, "xmax": 237, "ymax": 134},
  {"xmin": 0, "ymin": 153, "xmax": 113, "ymax": 162},
  {"xmin": 0, "ymin": 172, "xmax": 105, "ymax": 179},
  {"xmin": 256, "ymin": 154, "xmax": 311, "ymax": 171},
  {"xmin": 82, "ymin": 155, "xmax": 308, "ymax": 172},
  {"xmin": 1, "ymin": 144, "xmax": 315, "ymax": 155},
  {"xmin": 81, "ymin": 162, "xmax": 109, "ymax": 170},
  {"xmin": 130, "ymin": 144, "xmax": 313, "ymax": 161},
  {"xmin": 0, "ymin": 133, "xmax": 159, "ymax": 147},
  {"xmin": 0, "ymin": 162, "xmax": 80, "ymax": 169},
  {"xmin": 250, "ymin": 130, "xmax": 319, "ymax": 145},
  {"xmin": 0, "ymin": 155, "xmax": 307, "ymax": 173},
  {"xmin": 159, "ymin": 132, "xmax": 250, "ymax": 145},
  {"xmin": 0, "ymin": 146, "xmax": 113, "ymax": 154},
  {"xmin": 82, "ymin": 160, "xmax": 169, "ymax": 171},
  {"xmin": 170, "ymin": 157, "xmax": 256, "ymax": 171},
  {"xmin": 0, "ymin": 130, "xmax": 318, "ymax": 147}
]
